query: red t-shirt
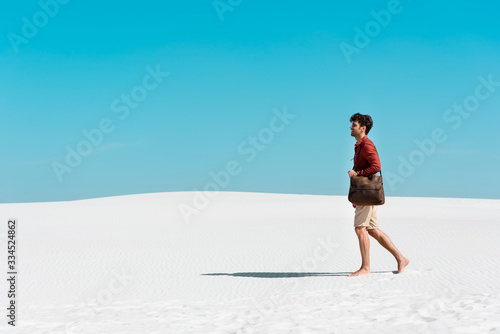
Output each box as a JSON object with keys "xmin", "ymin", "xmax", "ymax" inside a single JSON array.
[{"xmin": 353, "ymin": 136, "xmax": 381, "ymax": 176}]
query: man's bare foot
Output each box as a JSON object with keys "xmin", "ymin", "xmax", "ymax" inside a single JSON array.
[
  {"xmin": 397, "ymin": 257, "xmax": 410, "ymax": 273},
  {"xmin": 347, "ymin": 268, "xmax": 371, "ymax": 277}
]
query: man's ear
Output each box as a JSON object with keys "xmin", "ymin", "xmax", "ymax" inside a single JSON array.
[{"xmin": 360, "ymin": 125, "xmax": 366, "ymax": 134}]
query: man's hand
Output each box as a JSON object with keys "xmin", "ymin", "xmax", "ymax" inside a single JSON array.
[{"xmin": 348, "ymin": 170, "xmax": 357, "ymax": 178}]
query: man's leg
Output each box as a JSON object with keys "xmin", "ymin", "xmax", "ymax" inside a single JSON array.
[
  {"xmin": 368, "ymin": 228, "xmax": 410, "ymax": 273},
  {"xmin": 348, "ymin": 226, "xmax": 371, "ymax": 276}
]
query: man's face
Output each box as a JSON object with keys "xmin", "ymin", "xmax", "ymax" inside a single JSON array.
[{"xmin": 350, "ymin": 121, "xmax": 365, "ymax": 137}]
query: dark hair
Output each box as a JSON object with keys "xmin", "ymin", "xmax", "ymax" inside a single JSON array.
[{"xmin": 350, "ymin": 113, "xmax": 373, "ymax": 135}]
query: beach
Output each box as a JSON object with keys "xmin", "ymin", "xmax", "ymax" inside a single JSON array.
[{"xmin": 1, "ymin": 191, "xmax": 499, "ymax": 333}]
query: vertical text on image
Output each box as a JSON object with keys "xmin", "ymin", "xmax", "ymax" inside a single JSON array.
[{"xmin": 6, "ymin": 218, "xmax": 18, "ymax": 326}]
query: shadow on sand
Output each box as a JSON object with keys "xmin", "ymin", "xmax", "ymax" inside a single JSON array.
[{"xmin": 201, "ymin": 271, "xmax": 396, "ymax": 278}]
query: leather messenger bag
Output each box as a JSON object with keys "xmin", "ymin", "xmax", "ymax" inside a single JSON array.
[{"xmin": 348, "ymin": 171, "xmax": 385, "ymax": 206}]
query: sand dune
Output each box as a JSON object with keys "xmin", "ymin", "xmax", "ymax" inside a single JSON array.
[{"xmin": 1, "ymin": 192, "xmax": 499, "ymax": 333}]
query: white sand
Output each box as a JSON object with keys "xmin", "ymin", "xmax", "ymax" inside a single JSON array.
[{"xmin": 1, "ymin": 192, "xmax": 500, "ymax": 333}]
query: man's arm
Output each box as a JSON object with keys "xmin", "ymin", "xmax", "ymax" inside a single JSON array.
[{"xmin": 356, "ymin": 141, "xmax": 381, "ymax": 176}]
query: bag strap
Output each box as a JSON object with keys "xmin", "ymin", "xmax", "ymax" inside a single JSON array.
[{"xmin": 352, "ymin": 141, "xmax": 382, "ymax": 177}]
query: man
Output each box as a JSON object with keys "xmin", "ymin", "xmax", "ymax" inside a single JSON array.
[{"xmin": 347, "ymin": 113, "xmax": 409, "ymax": 277}]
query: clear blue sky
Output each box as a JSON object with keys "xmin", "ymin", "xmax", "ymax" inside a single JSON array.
[{"xmin": 1, "ymin": 0, "xmax": 499, "ymax": 203}]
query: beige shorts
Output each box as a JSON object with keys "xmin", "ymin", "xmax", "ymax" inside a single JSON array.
[{"xmin": 354, "ymin": 205, "xmax": 379, "ymax": 230}]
